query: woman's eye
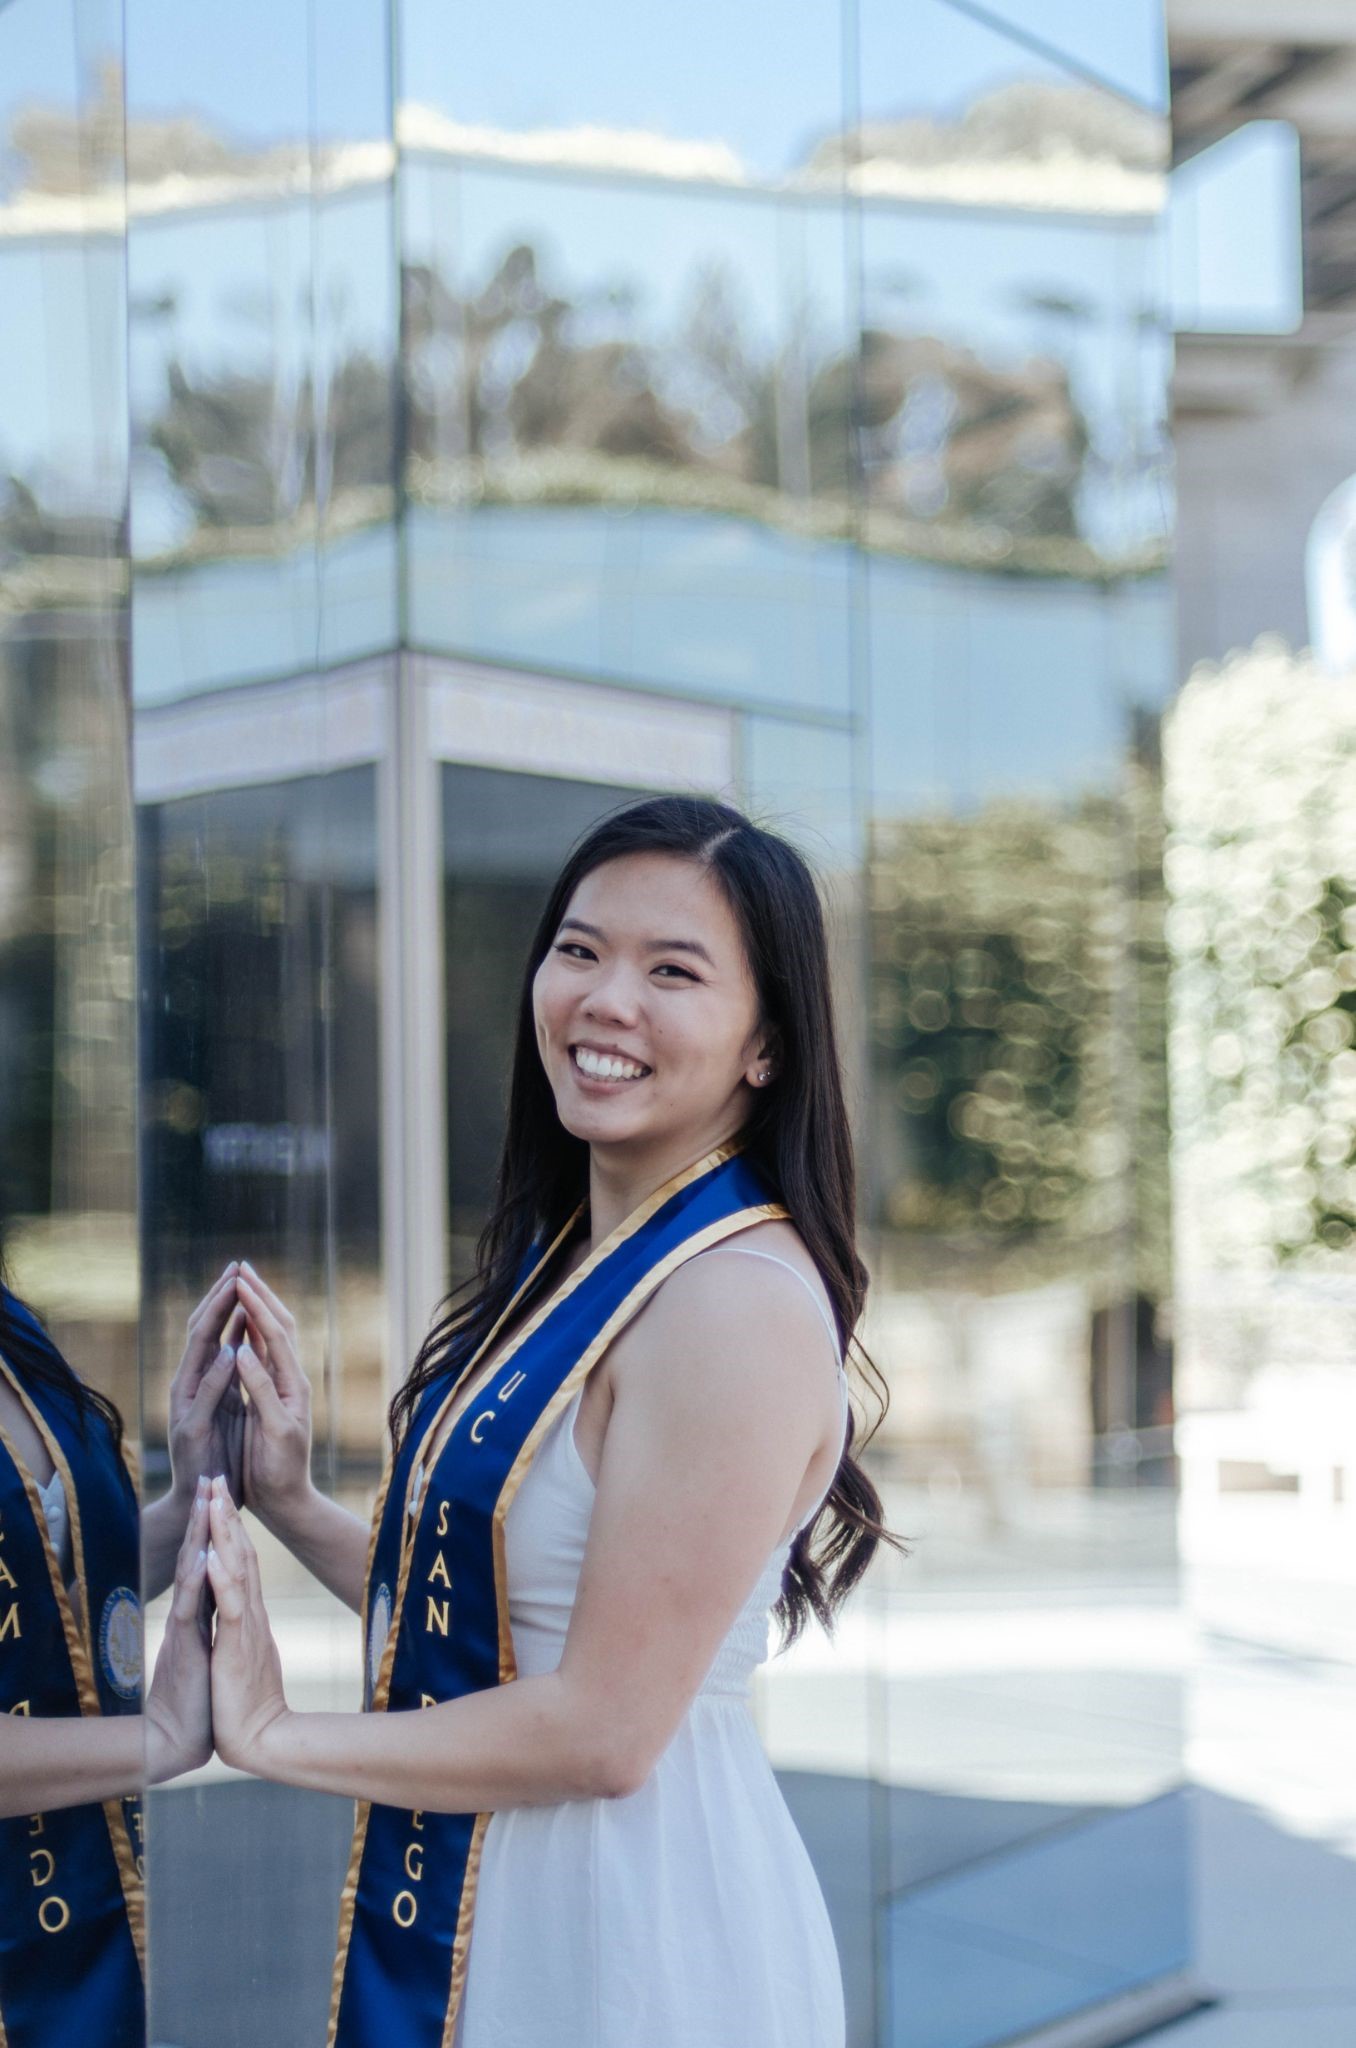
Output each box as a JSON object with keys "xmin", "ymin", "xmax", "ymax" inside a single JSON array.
[
  {"xmin": 653, "ymin": 963, "xmax": 696, "ymax": 981},
  {"xmin": 554, "ymin": 942, "xmax": 595, "ymax": 961}
]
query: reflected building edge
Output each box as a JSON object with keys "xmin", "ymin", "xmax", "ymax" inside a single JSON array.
[{"xmin": 4, "ymin": 0, "xmax": 1194, "ymax": 2043}]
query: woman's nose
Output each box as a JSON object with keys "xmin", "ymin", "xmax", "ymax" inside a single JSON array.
[{"xmin": 582, "ymin": 964, "xmax": 643, "ymax": 1021}]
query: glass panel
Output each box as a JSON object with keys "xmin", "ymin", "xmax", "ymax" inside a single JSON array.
[
  {"xmin": 398, "ymin": 0, "xmax": 842, "ymax": 184},
  {"xmin": 314, "ymin": 5, "xmax": 400, "ymax": 669},
  {"xmin": 855, "ymin": 4, "xmax": 1184, "ymax": 2038},
  {"xmin": 741, "ymin": 716, "xmax": 860, "ymax": 874},
  {"xmin": 856, "ymin": 0, "xmax": 1168, "ymax": 214},
  {"xmin": 858, "ymin": 206, "xmax": 1171, "ymax": 585},
  {"xmin": 948, "ymin": 0, "xmax": 1169, "ymax": 109},
  {"xmin": 1168, "ymin": 121, "xmax": 1304, "ymax": 335},
  {"xmin": 402, "ymin": 163, "xmax": 856, "ymax": 712},
  {"xmin": 126, "ymin": 0, "xmax": 320, "ymax": 709},
  {"xmin": 139, "ymin": 768, "xmax": 382, "ymax": 2046},
  {"xmin": 0, "ymin": 3, "xmax": 143, "ymax": 2040}
]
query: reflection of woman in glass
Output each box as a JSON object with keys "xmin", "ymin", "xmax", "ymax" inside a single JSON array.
[
  {"xmin": 0, "ymin": 1254, "xmax": 242, "ymax": 2047},
  {"xmin": 207, "ymin": 796, "xmax": 899, "ymax": 2047}
]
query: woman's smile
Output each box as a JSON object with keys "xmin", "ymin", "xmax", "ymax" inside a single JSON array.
[{"xmin": 570, "ymin": 1042, "xmax": 652, "ymax": 1084}]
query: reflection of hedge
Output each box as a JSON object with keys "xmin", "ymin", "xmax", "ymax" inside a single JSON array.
[
  {"xmin": 870, "ymin": 765, "xmax": 1170, "ymax": 1297},
  {"xmin": 1165, "ymin": 644, "xmax": 1356, "ymax": 1274},
  {"xmin": 405, "ymin": 451, "xmax": 1164, "ymax": 583}
]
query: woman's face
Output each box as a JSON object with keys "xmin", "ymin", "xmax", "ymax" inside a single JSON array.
[{"xmin": 532, "ymin": 852, "xmax": 772, "ymax": 1158}]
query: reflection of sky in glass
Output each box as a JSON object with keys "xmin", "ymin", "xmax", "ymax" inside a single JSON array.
[
  {"xmin": 399, "ymin": 0, "xmax": 842, "ymax": 182},
  {"xmin": 126, "ymin": 0, "xmax": 386, "ymax": 145},
  {"xmin": 0, "ymin": 8, "xmax": 79, "ymax": 198},
  {"xmin": 861, "ymin": 0, "xmax": 1166, "ymax": 123},
  {"xmin": 422, "ymin": 165, "xmax": 847, "ymax": 366},
  {"xmin": 948, "ymin": 0, "xmax": 1168, "ymax": 109},
  {"xmin": 0, "ymin": 246, "xmax": 118, "ymax": 489}
]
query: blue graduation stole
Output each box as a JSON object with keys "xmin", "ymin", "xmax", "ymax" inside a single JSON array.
[
  {"xmin": 0, "ymin": 1292, "xmax": 144, "ymax": 2048},
  {"xmin": 329, "ymin": 1141, "xmax": 787, "ymax": 2047}
]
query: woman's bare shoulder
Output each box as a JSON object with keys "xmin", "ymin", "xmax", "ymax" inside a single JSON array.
[{"xmin": 604, "ymin": 1215, "xmax": 841, "ymax": 1406}]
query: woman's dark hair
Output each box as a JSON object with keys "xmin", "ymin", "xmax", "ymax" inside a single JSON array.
[
  {"xmin": 0, "ymin": 1239, "xmax": 125, "ymax": 1451},
  {"xmin": 391, "ymin": 793, "xmax": 906, "ymax": 1641}
]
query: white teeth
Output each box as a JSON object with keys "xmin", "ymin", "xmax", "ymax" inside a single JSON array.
[{"xmin": 573, "ymin": 1046, "xmax": 649, "ymax": 1081}]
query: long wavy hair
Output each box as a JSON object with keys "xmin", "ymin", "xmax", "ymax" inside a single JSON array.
[
  {"xmin": 391, "ymin": 794, "xmax": 906, "ymax": 1641},
  {"xmin": 0, "ymin": 1239, "xmax": 124, "ymax": 1451}
]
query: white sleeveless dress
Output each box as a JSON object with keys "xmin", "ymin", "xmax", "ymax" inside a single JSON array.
[{"xmin": 453, "ymin": 1248, "xmax": 850, "ymax": 2048}]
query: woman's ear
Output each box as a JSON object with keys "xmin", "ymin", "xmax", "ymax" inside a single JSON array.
[{"xmin": 746, "ymin": 1030, "xmax": 780, "ymax": 1088}]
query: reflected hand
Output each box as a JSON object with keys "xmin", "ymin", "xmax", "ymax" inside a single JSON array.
[
  {"xmin": 206, "ymin": 1476, "xmax": 289, "ymax": 1772},
  {"xmin": 167, "ymin": 1265, "xmax": 247, "ymax": 1511},
  {"xmin": 145, "ymin": 1482, "xmax": 213, "ymax": 1785},
  {"xmin": 233, "ymin": 1264, "xmax": 314, "ymax": 1537}
]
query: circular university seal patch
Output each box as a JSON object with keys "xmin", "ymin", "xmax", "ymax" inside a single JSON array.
[
  {"xmin": 99, "ymin": 1585, "xmax": 143, "ymax": 1701},
  {"xmin": 367, "ymin": 1582, "xmax": 393, "ymax": 1704}
]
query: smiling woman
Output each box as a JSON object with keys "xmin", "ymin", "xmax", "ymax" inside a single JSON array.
[{"xmin": 190, "ymin": 793, "xmax": 902, "ymax": 2048}]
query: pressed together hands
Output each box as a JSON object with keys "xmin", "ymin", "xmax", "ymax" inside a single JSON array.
[{"xmin": 145, "ymin": 1260, "xmax": 326, "ymax": 1791}]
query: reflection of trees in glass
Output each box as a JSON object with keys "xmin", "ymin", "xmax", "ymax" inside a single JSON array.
[
  {"xmin": 869, "ymin": 762, "xmax": 1169, "ymax": 1300},
  {"xmin": 403, "ymin": 241, "xmax": 850, "ymax": 499},
  {"xmin": 144, "ymin": 347, "xmax": 394, "ymax": 538},
  {"xmin": 403, "ymin": 233, "xmax": 1143, "ymax": 578},
  {"xmin": 857, "ymin": 327, "xmax": 1090, "ymax": 542}
]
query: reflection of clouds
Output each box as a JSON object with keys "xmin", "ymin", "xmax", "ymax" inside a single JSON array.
[
  {"xmin": 399, "ymin": 80, "xmax": 1167, "ymax": 219},
  {"xmin": 398, "ymin": 104, "xmax": 743, "ymax": 186},
  {"xmin": 1, "ymin": 65, "xmax": 1166, "ymax": 227}
]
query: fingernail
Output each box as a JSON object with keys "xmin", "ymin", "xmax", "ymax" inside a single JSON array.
[
  {"xmin": 207, "ymin": 1545, "xmax": 218, "ymax": 1564},
  {"xmin": 221, "ymin": 1344, "xmax": 236, "ymax": 1364},
  {"xmin": 196, "ymin": 1548, "xmax": 207, "ymax": 1566},
  {"xmin": 242, "ymin": 1260, "xmax": 256, "ymax": 1276}
]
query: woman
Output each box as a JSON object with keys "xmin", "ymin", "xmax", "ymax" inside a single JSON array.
[
  {"xmin": 202, "ymin": 795, "xmax": 900, "ymax": 2048},
  {"xmin": 0, "ymin": 1254, "xmax": 244, "ymax": 2047}
]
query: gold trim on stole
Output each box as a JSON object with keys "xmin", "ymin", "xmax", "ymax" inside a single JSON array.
[{"xmin": 0, "ymin": 1357, "xmax": 146, "ymax": 1965}]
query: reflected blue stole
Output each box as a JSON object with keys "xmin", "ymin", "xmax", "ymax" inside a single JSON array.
[
  {"xmin": 0, "ymin": 1293, "xmax": 144, "ymax": 2048},
  {"xmin": 329, "ymin": 1142, "xmax": 787, "ymax": 2048}
]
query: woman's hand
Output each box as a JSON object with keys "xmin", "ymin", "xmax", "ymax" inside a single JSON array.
[
  {"xmin": 166, "ymin": 1264, "xmax": 247, "ymax": 1514},
  {"xmin": 145, "ymin": 1482, "xmax": 213, "ymax": 1785},
  {"xmin": 205, "ymin": 1476, "xmax": 290, "ymax": 1773},
  {"xmin": 232, "ymin": 1264, "xmax": 315, "ymax": 1539}
]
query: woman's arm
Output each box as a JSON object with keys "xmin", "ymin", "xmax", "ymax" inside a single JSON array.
[
  {"xmin": 1, "ymin": 1489, "xmax": 214, "ymax": 1817},
  {"xmin": 207, "ymin": 1256, "xmax": 840, "ymax": 1811},
  {"xmin": 0, "ymin": 1711, "xmax": 145, "ymax": 1820}
]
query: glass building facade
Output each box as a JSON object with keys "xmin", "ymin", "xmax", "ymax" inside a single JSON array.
[{"xmin": 1, "ymin": 3, "xmax": 1195, "ymax": 2043}]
